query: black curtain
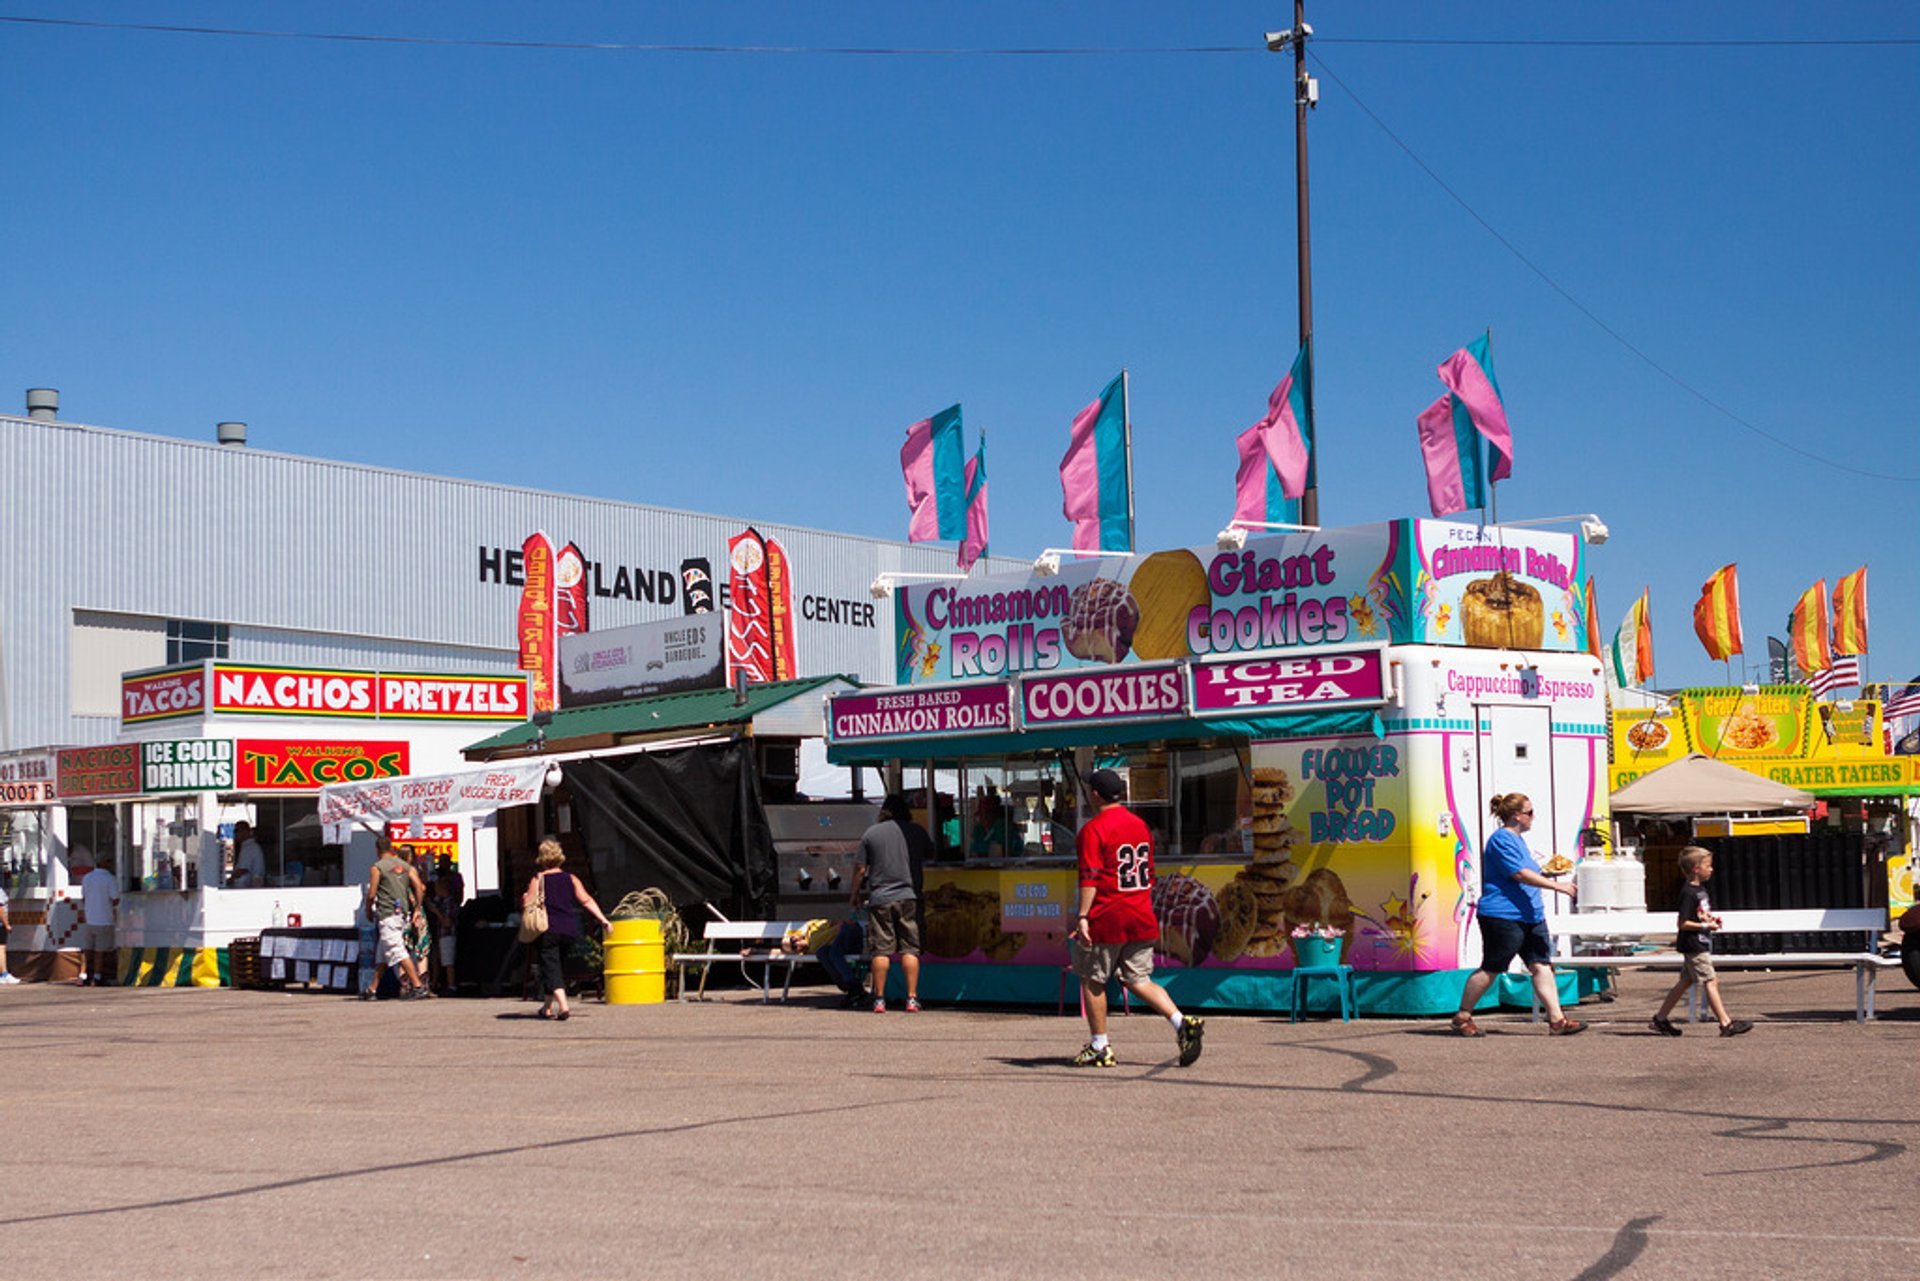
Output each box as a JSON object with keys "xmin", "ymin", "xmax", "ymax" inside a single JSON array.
[{"xmin": 560, "ymin": 740, "xmax": 776, "ymax": 921}]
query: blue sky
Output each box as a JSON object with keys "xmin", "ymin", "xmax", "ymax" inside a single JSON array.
[{"xmin": 5, "ymin": 2, "xmax": 1916, "ymax": 690}]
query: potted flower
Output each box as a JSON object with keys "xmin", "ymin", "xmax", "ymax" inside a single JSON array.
[{"xmin": 1290, "ymin": 922, "xmax": 1346, "ymax": 968}]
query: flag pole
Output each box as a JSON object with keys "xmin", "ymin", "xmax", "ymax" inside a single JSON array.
[
  {"xmin": 1268, "ymin": 2, "xmax": 1318, "ymax": 528},
  {"xmin": 1121, "ymin": 367, "xmax": 1135, "ymax": 553}
]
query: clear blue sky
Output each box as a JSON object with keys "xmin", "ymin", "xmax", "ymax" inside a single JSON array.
[{"xmin": 5, "ymin": 2, "xmax": 1916, "ymax": 690}]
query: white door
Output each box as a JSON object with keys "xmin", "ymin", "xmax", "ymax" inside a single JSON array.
[{"xmin": 1475, "ymin": 704, "xmax": 1557, "ymax": 860}]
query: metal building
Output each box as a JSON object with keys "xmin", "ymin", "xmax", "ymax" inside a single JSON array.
[{"xmin": 0, "ymin": 400, "xmax": 1012, "ymax": 751}]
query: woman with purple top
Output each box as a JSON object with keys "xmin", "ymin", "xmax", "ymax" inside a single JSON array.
[{"xmin": 524, "ymin": 838, "xmax": 610, "ymax": 1021}]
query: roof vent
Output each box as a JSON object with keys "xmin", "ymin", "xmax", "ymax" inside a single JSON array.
[
  {"xmin": 216, "ymin": 421, "xmax": 247, "ymax": 448},
  {"xmin": 25, "ymin": 389, "xmax": 58, "ymax": 421}
]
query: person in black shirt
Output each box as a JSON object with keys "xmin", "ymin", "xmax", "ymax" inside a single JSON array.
[{"xmin": 1650, "ymin": 846, "xmax": 1753, "ymax": 1037}]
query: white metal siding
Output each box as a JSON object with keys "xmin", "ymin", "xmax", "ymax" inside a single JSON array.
[{"xmin": 1, "ymin": 414, "xmax": 1018, "ymax": 749}]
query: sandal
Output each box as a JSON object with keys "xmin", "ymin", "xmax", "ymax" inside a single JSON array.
[
  {"xmin": 1450, "ymin": 1014, "xmax": 1484, "ymax": 1038},
  {"xmin": 557, "ymin": 1009, "xmax": 571, "ymax": 1021},
  {"xmin": 538, "ymin": 1007, "xmax": 556, "ymax": 1020},
  {"xmin": 1549, "ymin": 1017, "xmax": 1587, "ymax": 1036}
]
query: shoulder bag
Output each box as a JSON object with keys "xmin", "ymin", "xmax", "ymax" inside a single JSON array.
[{"xmin": 518, "ymin": 873, "xmax": 549, "ymax": 942}]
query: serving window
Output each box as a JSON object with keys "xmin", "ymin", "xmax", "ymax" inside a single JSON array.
[
  {"xmin": 215, "ymin": 797, "xmax": 344, "ymax": 887},
  {"xmin": 1, "ymin": 808, "xmax": 53, "ymax": 895}
]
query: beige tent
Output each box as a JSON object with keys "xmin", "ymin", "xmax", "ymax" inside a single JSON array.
[{"xmin": 1610, "ymin": 752, "xmax": 1815, "ymax": 815}]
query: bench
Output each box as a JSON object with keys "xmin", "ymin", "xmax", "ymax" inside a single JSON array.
[
  {"xmin": 673, "ymin": 921, "xmax": 822, "ymax": 1003},
  {"xmin": 1531, "ymin": 907, "xmax": 1897, "ymax": 1023}
]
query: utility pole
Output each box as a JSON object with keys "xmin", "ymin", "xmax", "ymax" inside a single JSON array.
[{"xmin": 1267, "ymin": 4, "xmax": 1318, "ymax": 527}]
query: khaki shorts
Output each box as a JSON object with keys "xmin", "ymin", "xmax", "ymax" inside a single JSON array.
[
  {"xmin": 376, "ymin": 915, "xmax": 412, "ymax": 968},
  {"xmin": 83, "ymin": 924, "xmax": 116, "ymax": 952},
  {"xmin": 1072, "ymin": 939, "xmax": 1154, "ymax": 988},
  {"xmin": 1683, "ymin": 952, "xmax": 1717, "ymax": 984},
  {"xmin": 865, "ymin": 900, "xmax": 920, "ymax": 958}
]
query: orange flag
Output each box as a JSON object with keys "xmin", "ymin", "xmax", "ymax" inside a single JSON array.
[
  {"xmin": 1831, "ymin": 566, "xmax": 1868, "ymax": 656},
  {"xmin": 1584, "ymin": 577, "xmax": 1602, "ymax": 659},
  {"xmin": 1790, "ymin": 579, "xmax": 1832, "ymax": 674},
  {"xmin": 1691, "ymin": 564, "xmax": 1743, "ymax": 662}
]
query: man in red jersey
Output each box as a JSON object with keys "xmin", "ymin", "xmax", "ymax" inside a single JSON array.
[{"xmin": 1068, "ymin": 769, "xmax": 1203, "ymax": 1068}]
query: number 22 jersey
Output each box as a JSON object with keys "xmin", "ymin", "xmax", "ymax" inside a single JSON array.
[{"xmin": 1077, "ymin": 806, "xmax": 1160, "ymax": 945}]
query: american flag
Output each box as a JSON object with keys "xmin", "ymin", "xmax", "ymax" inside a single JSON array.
[
  {"xmin": 1806, "ymin": 655, "xmax": 1861, "ymax": 698},
  {"xmin": 1886, "ymin": 682, "xmax": 1920, "ymax": 721}
]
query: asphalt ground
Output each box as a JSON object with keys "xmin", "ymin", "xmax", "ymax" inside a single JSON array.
[{"xmin": 1, "ymin": 967, "xmax": 1916, "ymax": 1281}]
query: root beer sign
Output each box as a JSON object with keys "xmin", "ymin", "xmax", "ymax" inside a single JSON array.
[{"xmin": 239, "ymin": 740, "xmax": 410, "ymax": 791}]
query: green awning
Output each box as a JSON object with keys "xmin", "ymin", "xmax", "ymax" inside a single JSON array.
[
  {"xmin": 825, "ymin": 707, "xmax": 1382, "ymax": 764},
  {"xmin": 463, "ymin": 674, "xmax": 852, "ymax": 760}
]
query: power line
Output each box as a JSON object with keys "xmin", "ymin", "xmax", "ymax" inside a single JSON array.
[
  {"xmin": 1, "ymin": 15, "xmax": 1915, "ymax": 53},
  {"xmin": 1307, "ymin": 49, "xmax": 1920, "ymax": 485}
]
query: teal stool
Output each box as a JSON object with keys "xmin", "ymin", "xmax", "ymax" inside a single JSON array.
[{"xmin": 1290, "ymin": 964, "xmax": 1356, "ymax": 1022}]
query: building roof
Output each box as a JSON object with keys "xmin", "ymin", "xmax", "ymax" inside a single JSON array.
[{"xmin": 461, "ymin": 674, "xmax": 853, "ymax": 760}]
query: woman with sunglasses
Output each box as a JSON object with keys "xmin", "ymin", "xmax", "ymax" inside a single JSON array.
[{"xmin": 1451, "ymin": 792, "xmax": 1583, "ymax": 1037}]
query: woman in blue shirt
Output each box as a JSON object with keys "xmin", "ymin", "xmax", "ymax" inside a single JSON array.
[{"xmin": 1451, "ymin": 792, "xmax": 1583, "ymax": 1037}]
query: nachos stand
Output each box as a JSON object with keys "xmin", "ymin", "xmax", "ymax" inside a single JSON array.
[{"xmin": 827, "ymin": 517, "xmax": 1613, "ymax": 1015}]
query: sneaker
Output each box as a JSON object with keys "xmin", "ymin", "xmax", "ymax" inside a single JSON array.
[
  {"xmin": 871, "ymin": 998, "xmax": 887, "ymax": 1013},
  {"xmin": 1177, "ymin": 1015, "xmax": 1206, "ymax": 1066},
  {"xmin": 1720, "ymin": 1018, "xmax": 1754, "ymax": 1037},
  {"xmin": 0, "ymin": 973, "xmax": 20, "ymax": 984},
  {"xmin": 904, "ymin": 997, "xmax": 922, "ymax": 1012},
  {"xmin": 1071, "ymin": 1043, "xmax": 1117, "ymax": 1068},
  {"xmin": 1650, "ymin": 1015, "xmax": 1682, "ymax": 1037}
]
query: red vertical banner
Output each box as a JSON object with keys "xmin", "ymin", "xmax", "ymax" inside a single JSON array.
[
  {"xmin": 765, "ymin": 536, "xmax": 798, "ymax": 681},
  {"xmin": 726, "ymin": 528, "xmax": 774, "ymax": 686},
  {"xmin": 555, "ymin": 541, "xmax": 589, "ymax": 639},
  {"xmin": 518, "ymin": 532, "xmax": 558, "ymax": 711}
]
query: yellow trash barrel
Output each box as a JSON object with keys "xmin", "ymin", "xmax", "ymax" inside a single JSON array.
[{"xmin": 603, "ymin": 918, "xmax": 666, "ymax": 1004}]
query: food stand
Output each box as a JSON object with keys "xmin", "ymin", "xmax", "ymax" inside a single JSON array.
[
  {"xmin": 1, "ymin": 662, "xmax": 529, "ymax": 983},
  {"xmin": 827, "ymin": 518, "xmax": 1612, "ymax": 1014}
]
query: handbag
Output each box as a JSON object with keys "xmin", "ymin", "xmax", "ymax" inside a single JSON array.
[{"xmin": 518, "ymin": 874, "xmax": 549, "ymax": 942}]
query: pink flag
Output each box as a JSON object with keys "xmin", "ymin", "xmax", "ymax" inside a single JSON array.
[
  {"xmin": 1436, "ymin": 339, "xmax": 1512, "ymax": 483},
  {"xmin": 1416, "ymin": 393, "xmax": 1473, "ymax": 517},
  {"xmin": 1231, "ymin": 366, "xmax": 1310, "ymax": 523},
  {"xmin": 958, "ymin": 448, "xmax": 988, "ymax": 572},
  {"xmin": 900, "ymin": 405, "xmax": 966, "ymax": 543},
  {"xmin": 900, "ymin": 420, "xmax": 941, "ymax": 542}
]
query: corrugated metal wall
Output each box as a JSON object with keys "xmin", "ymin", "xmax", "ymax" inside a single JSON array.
[{"xmin": 1, "ymin": 414, "xmax": 1016, "ymax": 749}]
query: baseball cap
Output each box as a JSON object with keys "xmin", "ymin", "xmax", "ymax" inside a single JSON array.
[{"xmin": 1087, "ymin": 769, "xmax": 1126, "ymax": 802}]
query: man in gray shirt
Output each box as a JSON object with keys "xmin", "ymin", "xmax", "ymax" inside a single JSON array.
[{"xmin": 850, "ymin": 794, "xmax": 930, "ymax": 1013}]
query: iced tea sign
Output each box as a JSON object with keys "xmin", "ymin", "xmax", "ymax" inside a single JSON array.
[{"xmin": 1189, "ymin": 649, "xmax": 1387, "ymax": 716}]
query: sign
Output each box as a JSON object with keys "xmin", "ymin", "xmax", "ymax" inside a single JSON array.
[
  {"xmin": 1019, "ymin": 665, "xmax": 1184, "ymax": 728},
  {"xmin": 518, "ymin": 532, "xmax": 558, "ymax": 712},
  {"xmin": 892, "ymin": 519, "xmax": 1591, "ymax": 685},
  {"xmin": 1692, "ymin": 816, "xmax": 1811, "ymax": 839},
  {"xmin": 1190, "ymin": 649, "xmax": 1387, "ymax": 716},
  {"xmin": 318, "ymin": 759, "xmax": 551, "ymax": 826},
  {"xmin": 1691, "ymin": 687, "xmax": 1808, "ymax": 758},
  {"xmin": 1608, "ymin": 689, "xmax": 1919, "ymax": 797},
  {"xmin": 237, "ymin": 740, "xmax": 410, "ymax": 791},
  {"xmin": 121, "ymin": 665, "xmax": 208, "ymax": 724},
  {"xmin": 0, "ymin": 752, "xmax": 58, "ymax": 807},
  {"xmin": 559, "ymin": 616, "xmax": 725, "ymax": 708},
  {"xmin": 998, "ymin": 868, "xmax": 1074, "ymax": 933},
  {"xmin": 828, "ymin": 683, "xmax": 1015, "ymax": 743},
  {"xmin": 727, "ymin": 527, "xmax": 776, "ymax": 685},
  {"xmin": 140, "ymin": 739, "xmax": 234, "ymax": 792},
  {"xmin": 57, "ymin": 744, "xmax": 140, "ymax": 799},
  {"xmin": 386, "ymin": 819, "xmax": 459, "ymax": 866},
  {"xmin": 202, "ymin": 665, "xmax": 527, "ymax": 722}
]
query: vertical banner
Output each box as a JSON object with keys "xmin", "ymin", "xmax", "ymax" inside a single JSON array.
[
  {"xmin": 555, "ymin": 541, "xmax": 589, "ymax": 639},
  {"xmin": 681, "ymin": 557, "xmax": 716, "ymax": 615},
  {"xmin": 726, "ymin": 528, "xmax": 775, "ymax": 685},
  {"xmin": 765, "ymin": 535, "xmax": 798, "ymax": 681},
  {"xmin": 518, "ymin": 532, "xmax": 558, "ymax": 712}
]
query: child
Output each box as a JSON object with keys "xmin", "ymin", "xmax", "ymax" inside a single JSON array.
[{"xmin": 1650, "ymin": 846, "xmax": 1753, "ymax": 1037}]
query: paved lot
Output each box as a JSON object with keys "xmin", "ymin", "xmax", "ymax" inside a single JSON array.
[{"xmin": 1, "ymin": 967, "xmax": 1916, "ymax": 1280}]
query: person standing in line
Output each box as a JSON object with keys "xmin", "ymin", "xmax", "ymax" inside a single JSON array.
[
  {"xmin": 525, "ymin": 839, "xmax": 610, "ymax": 1021},
  {"xmin": 0, "ymin": 880, "xmax": 19, "ymax": 983},
  {"xmin": 365, "ymin": 835, "xmax": 429, "ymax": 999},
  {"xmin": 1650, "ymin": 846, "xmax": 1753, "ymax": 1038},
  {"xmin": 851, "ymin": 794, "xmax": 929, "ymax": 1013},
  {"xmin": 427, "ymin": 859, "xmax": 461, "ymax": 995},
  {"xmin": 79, "ymin": 857, "xmax": 120, "ymax": 986},
  {"xmin": 229, "ymin": 821, "xmax": 266, "ymax": 888},
  {"xmin": 1452, "ymin": 792, "xmax": 1583, "ymax": 1037},
  {"xmin": 1069, "ymin": 769, "xmax": 1204, "ymax": 1068}
]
